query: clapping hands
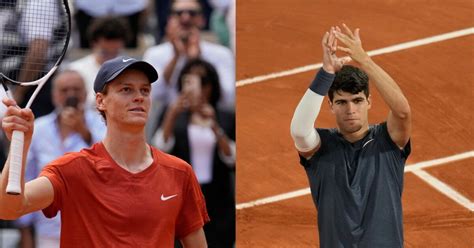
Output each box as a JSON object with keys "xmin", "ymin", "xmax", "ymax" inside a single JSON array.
[
  {"xmin": 322, "ymin": 23, "xmax": 371, "ymax": 73},
  {"xmin": 333, "ymin": 23, "xmax": 370, "ymax": 65},
  {"xmin": 322, "ymin": 26, "xmax": 351, "ymax": 73}
]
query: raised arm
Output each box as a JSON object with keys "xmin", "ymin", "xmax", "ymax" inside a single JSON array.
[
  {"xmin": 0, "ymin": 98, "xmax": 53, "ymax": 220},
  {"xmin": 290, "ymin": 28, "xmax": 350, "ymax": 158},
  {"xmin": 335, "ymin": 24, "xmax": 411, "ymax": 147}
]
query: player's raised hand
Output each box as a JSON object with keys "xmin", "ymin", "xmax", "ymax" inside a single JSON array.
[
  {"xmin": 1, "ymin": 98, "xmax": 34, "ymax": 143},
  {"xmin": 322, "ymin": 27, "xmax": 351, "ymax": 73},
  {"xmin": 334, "ymin": 24, "xmax": 369, "ymax": 65}
]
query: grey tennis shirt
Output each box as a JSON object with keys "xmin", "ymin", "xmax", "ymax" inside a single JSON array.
[{"xmin": 300, "ymin": 122, "xmax": 411, "ymax": 248}]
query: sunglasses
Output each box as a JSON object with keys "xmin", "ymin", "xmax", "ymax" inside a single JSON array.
[{"xmin": 171, "ymin": 9, "xmax": 201, "ymax": 17}]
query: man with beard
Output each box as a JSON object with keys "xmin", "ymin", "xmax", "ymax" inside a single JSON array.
[{"xmin": 290, "ymin": 24, "xmax": 411, "ymax": 247}]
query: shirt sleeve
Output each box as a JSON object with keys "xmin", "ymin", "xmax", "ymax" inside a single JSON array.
[
  {"xmin": 39, "ymin": 164, "xmax": 65, "ymax": 218},
  {"xmin": 175, "ymin": 166, "xmax": 210, "ymax": 239},
  {"xmin": 379, "ymin": 122, "xmax": 411, "ymax": 160},
  {"xmin": 298, "ymin": 128, "xmax": 330, "ymax": 168}
]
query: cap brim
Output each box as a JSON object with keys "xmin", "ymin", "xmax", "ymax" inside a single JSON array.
[{"xmin": 106, "ymin": 61, "xmax": 159, "ymax": 85}]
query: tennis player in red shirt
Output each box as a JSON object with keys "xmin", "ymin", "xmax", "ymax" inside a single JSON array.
[{"xmin": 0, "ymin": 56, "xmax": 209, "ymax": 247}]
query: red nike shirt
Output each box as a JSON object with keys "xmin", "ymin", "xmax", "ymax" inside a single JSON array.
[{"xmin": 40, "ymin": 143, "xmax": 209, "ymax": 247}]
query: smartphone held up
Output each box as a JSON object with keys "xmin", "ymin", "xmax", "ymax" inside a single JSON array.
[{"xmin": 183, "ymin": 74, "xmax": 202, "ymax": 107}]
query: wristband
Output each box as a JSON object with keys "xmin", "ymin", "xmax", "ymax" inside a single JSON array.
[{"xmin": 309, "ymin": 68, "xmax": 335, "ymax": 96}]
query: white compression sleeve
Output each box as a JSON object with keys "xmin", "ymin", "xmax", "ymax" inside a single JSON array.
[
  {"xmin": 290, "ymin": 69, "xmax": 335, "ymax": 152},
  {"xmin": 290, "ymin": 89, "xmax": 324, "ymax": 152}
]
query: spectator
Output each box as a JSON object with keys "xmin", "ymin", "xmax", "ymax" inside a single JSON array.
[
  {"xmin": 74, "ymin": 0, "xmax": 148, "ymax": 48},
  {"xmin": 208, "ymin": 0, "xmax": 233, "ymax": 49},
  {"xmin": 143, "ymin": 0, "xmax": 235, "ymax": 124},
  {"xmin": 153, "ymin": 0, "xmax": 214, "ymax": 44},
  {"xmin": 14, "ymin": 70, "xmax": 106, "ymax": 248},
  {"xmin": 68, "ymin": 16, "xmax": 130, "ymax": 108},
  {"xmin": 153, "ymin": 59, "xmax": 235, "ymax": 247}
]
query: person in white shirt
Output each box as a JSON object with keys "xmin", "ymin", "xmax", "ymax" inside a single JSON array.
[
  {"xmin": 143, "ymin": 0, "xmax": 235, "ymax": 118},
  {"xmin": 68, "ymin": 16, "xmax": 130, "ymax": 108}
]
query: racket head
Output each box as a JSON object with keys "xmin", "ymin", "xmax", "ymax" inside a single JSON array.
[{"xmin": 0, "ymin": 0, "xmax": 71, "ymax": 86}]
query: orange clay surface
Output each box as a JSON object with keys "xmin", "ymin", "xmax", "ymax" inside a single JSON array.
[{"xmin": 236, "ymin": 0, "xmax": 474, "ymax": 247}]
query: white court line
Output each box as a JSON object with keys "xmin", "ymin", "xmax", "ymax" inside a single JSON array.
[
  {"xmin": 236, "ymin": 188, "xmax": 311, "ymax": 210},
  {"xmin": 404, "ymin": 151, "xmax": 474, "ymax": 172},
  {"xmin": 411, "ymin": 169, "xmax": 474, "ymax": 211},
  {"xmin": 236, "ymin": 27, "xmax": 474, "ymax": 87},
  {"xmin": 236, "ymin": 151, "xmax": 474, "ymax": 210}
]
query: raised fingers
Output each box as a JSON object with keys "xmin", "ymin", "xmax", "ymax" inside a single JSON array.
[
  {"xmin": 331, "ymin": 32, "xmax": 338, "ymax": 54},
  {"xmin": 322, "ymin": 31, "xmax": 330, "ymax": 48},
  {"xmin": 354, "ymin": 28, "xmax": 361, "ymax": 41},
  {"xmin": 334, "ymin": 27, "xmax": 351, "ymax": 46},
  {"xmin": 341, "ymin": 23, "xmax": 355, "ymax": 39},
  {"xmin": 328, "ymin": 27, "xmax": 335, "ymax": 46},
  {"xmin": 337, "ymin": 45, "xmax": 351, "ymax": 54}
]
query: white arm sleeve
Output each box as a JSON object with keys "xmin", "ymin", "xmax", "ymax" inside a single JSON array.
[{"xmin": 290, "ymin": 89, "xmax": 324, "ymax": 152}]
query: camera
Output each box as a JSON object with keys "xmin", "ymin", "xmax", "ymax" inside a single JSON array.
[{"xmin": 65, "ymin": 96, "xmax": 79, "ymax": 108}]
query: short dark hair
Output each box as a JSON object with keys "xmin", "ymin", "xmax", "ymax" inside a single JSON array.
[
  {"xmin": 177, "ymin": 59, "xmax": 221, "ymax": 108},
  {"xmin": 328, "ymin": 65, "xmax": 369, "ymax": 102},
  {"xmin": 87, "ymin": 16, "xmax": 131, "ymax": 44}
]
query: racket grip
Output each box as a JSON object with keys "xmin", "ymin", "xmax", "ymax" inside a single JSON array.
[{"xmin": 6, "ymin": 130, "xmax": 25, "ymax": 195}]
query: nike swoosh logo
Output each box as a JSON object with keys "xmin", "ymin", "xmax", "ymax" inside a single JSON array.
[
  {"xmin": 363, "ymin": 138, "xmax": 374, "ymax": 148},
  {"xmin": 161, "ymin": 194, "xmax": 178, "ymax": 201},
  {"xmin": 122, "ymin": 58, "xmax": 134, "ymax": 63}
]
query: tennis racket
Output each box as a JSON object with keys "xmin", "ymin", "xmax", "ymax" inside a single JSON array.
[{"xmin": 0, "ymin": 0, "xmax": 71, "ymax": 194}]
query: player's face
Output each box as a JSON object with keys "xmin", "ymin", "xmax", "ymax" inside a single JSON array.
[
  {"xmin": 171, "ymin": 0, "xmax": 204, "ymax": 31},
  {"xmin": 97, "ymin": 69, "xmax": 151, "ymax": 128},
  {"xmin": 52, "ymin": 71, "xmax": 87, "ymax": 109},
  {"xmin": 329, "ymin": 90, "xmax": 371, "ymax": 135}
]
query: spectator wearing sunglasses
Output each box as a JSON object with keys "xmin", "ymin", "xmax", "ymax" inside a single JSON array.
[
  {"xmin": 68, "ymin": 16, "xmax": 131, "ymax": 109},
  {"xmin": 143, "ymin": 0, "xmax": 235, "ymax": 137}
]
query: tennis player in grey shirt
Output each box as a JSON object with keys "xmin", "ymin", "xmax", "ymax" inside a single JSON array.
[{"xmin": 290, "ymin": 24, "xmax": 411, "ymax": 247}]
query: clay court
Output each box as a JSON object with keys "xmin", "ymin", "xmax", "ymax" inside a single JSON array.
[{"xmin": 235, "ymin": 0, "xmax": 473, "ymax": 247}]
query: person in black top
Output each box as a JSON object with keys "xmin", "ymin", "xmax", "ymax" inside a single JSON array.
[{"xmin": 290, "ymin": 24, "xmax": 411, "ymax": 247}]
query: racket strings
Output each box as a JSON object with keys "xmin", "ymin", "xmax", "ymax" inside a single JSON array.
[{"xmin": 0, "ymin": 0, "xmax": 70, "ymax": 83}]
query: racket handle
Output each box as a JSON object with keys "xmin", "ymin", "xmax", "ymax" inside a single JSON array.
[{"xmin": 6, "ymin": 130, "xmax": 25, "ymax": 195}]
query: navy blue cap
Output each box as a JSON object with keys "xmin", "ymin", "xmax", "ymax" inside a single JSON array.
[{"xmin": 93, "ymin": 56, "xmax": 159, "ymax": 93}]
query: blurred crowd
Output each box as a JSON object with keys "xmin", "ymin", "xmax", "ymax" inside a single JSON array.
[{"xmin": 0, "ymin": 0, "xmax": 235, "ymax": 247}]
